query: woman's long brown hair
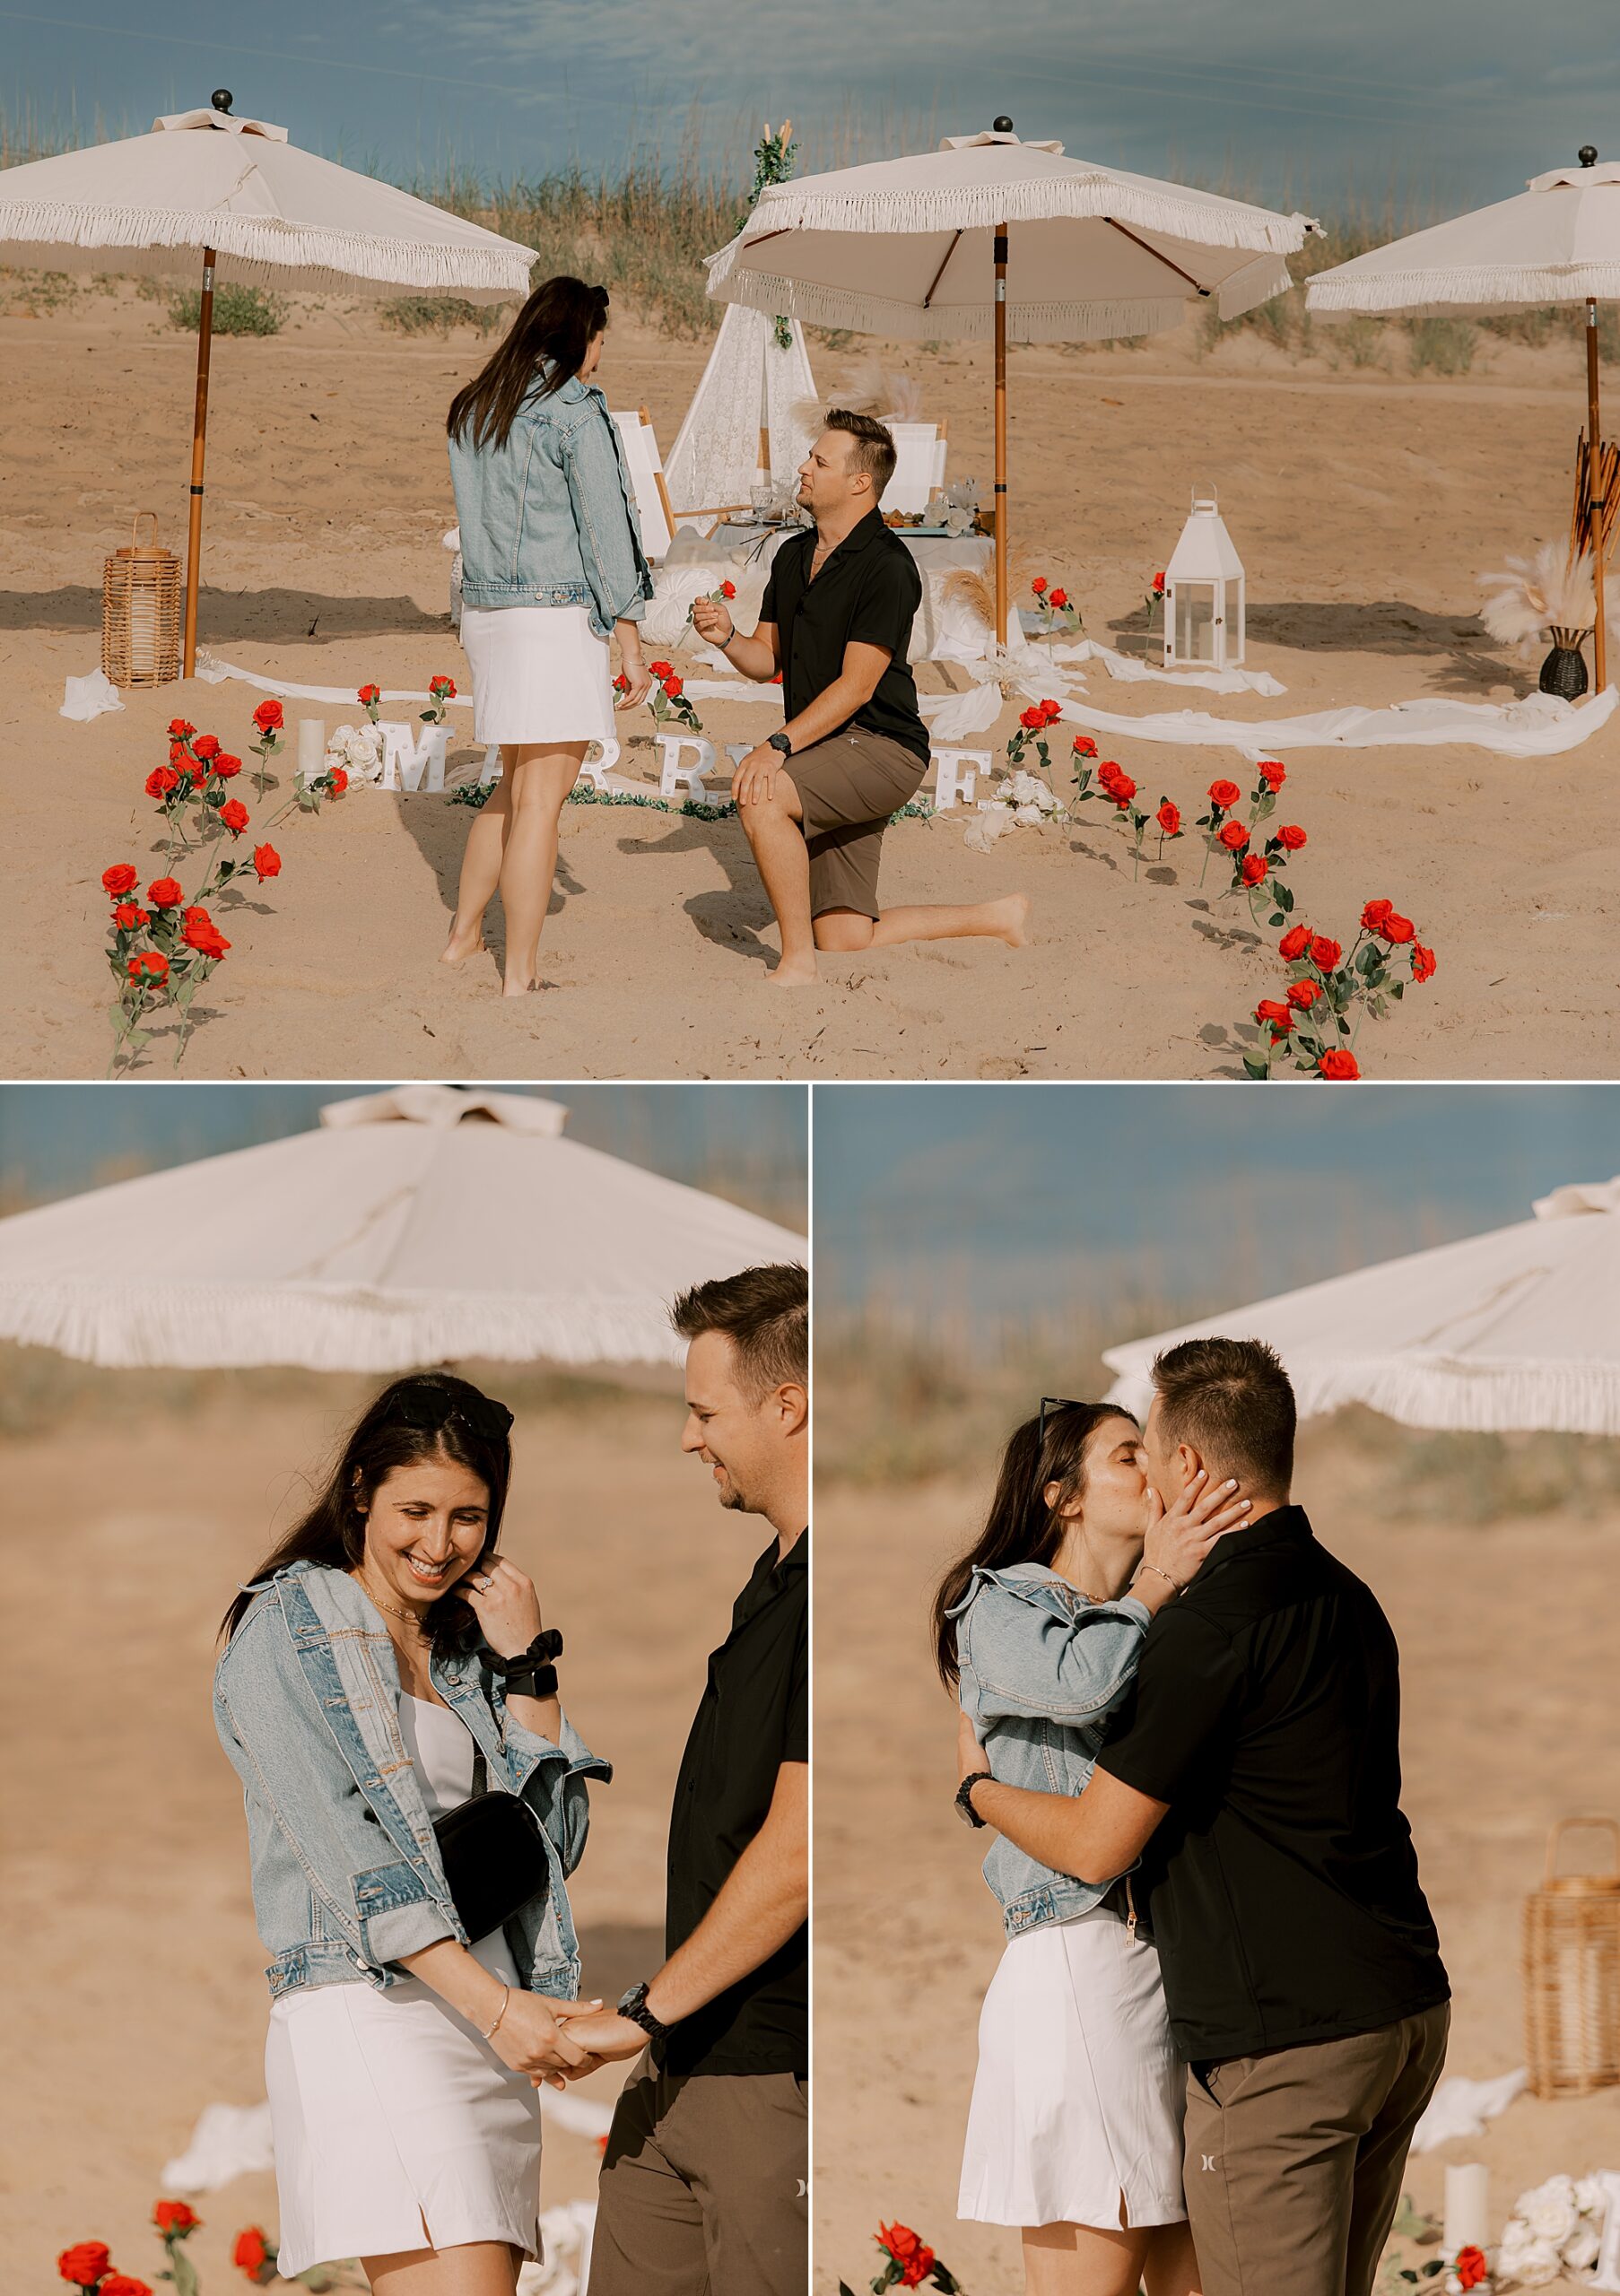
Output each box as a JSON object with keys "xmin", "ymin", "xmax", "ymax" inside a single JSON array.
[
  {"xmin": 447, "ymin": 274, "xmax": 610, "ymax": 454},
  {"xmin": 931, "ymin": 1402, "xmax": 1139, "ymax": 1688}
]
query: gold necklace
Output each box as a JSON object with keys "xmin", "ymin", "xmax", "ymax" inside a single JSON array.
[{"xmin": 353, "ymin": 1570, "xmax": 431, "ymax": 1636}]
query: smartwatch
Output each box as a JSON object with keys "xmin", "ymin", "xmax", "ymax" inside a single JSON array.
[
  {"xmin": 955, "ymin": 1771, "xmax": 994, "ymax": 1829},
  {"xmin": 489, "ymin": 1629, "xmax": 562, "ymax": 1699},
  {"xmin": 767, "ymin": 728, "xmax": 793, "ymax": 757},
  {"xmin": 617, "ymin": 1979, "xmax": 674, "ymax": 2044}
]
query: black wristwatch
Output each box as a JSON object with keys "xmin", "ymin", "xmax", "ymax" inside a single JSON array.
[
  {"xmin": 489, "ymin": 1629, "xmax": 562, "ymax": 1699},
  {"xmin": 767, "ymin": 728, "xmax": 793, "ymax": 757},
  {"xmin": 617, "ymin": 1979, "xmax": 674, "ymax": 2044},
  {"xmin": 955, "ymin": 1771, "xmax": 994, "ymax": 1829}
]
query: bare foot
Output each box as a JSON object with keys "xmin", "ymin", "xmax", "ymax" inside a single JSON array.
[
  {"xmin": 768, "ymin": 957, "xmax": 821, "ymax": 989},
  {"xmin": 501, "ymin": 975, "xmax": 543, "ymax": 998},
  {"xmin": 991, "ymin": 892, "xmax": 1032, "ymax": 949},
  {"xmin": 440, "ymin": 926, "xmax": 483, "ymax": 968}
]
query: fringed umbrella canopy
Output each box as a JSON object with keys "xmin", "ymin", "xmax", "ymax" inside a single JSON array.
[
  {"xmin": 707, "ymin": 122, "xmax": 1316, "ymax": 639},
  {"xmin": 0, "ymin": 1086, "xmax": 804, "ymax": 1373},
  {"xmin": 1306, "ymin": 149, "xmax": 1620, "ymax": 685},
  {"xmin": 1101, "ymin": 1176, "xmax": 1620, "ymax": 1436}
]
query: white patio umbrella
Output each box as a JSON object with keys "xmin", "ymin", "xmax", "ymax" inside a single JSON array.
[
  {"xmin": 1306, "ymin": 147, "xmax": 1620, "ymax": 687},
  {"xmin": 0, "ymin": 91, "xmax": 537, "ymax": 674},
  {"xmin": 0, "ymin": 1085, "xmax": 803, "ymax": 1372},
  {"xmin": 707, "ymin": 119, "xmax": 1316, "ymax": 641},
  {"xmin": 1101, "ymin": 1175, "xmax": 1620, "ymax": 1436}
]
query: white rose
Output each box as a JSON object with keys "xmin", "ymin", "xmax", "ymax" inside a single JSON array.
[
  {"xmin": 1573, "ymin": 2176, "xmax": 1610, "ymax": 2219},
  {"xmin": 1522, "ymin": 2179, "xmax": 1579, "ymax": 2246},
  {"xmin": 1497, "ymin": 2221, "xmax": 1537, "ymax": 2275},
  {"xmin": 1562, "ymin": 2224, "xmax": 1600, "ymax": 2270}
]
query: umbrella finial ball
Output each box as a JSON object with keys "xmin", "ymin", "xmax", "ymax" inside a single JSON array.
[
  {"xmin": 993, "ymin": 114, "xmax": 1015, "ymax": 133},
  {"xmin": 212, "ymin": 88, "xmax": 234, "ymax": 114},
  {"xmin": 1580, "ymin": 143, "xmax": 1598, "ymax": 166}
]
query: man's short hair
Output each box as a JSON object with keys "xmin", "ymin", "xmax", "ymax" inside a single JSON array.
[
  {"xmin": 823, "ymin": 407, "xmax": 898, "ymax": 500},
  {"xmin": 672, "ymin": 1262, "xmax": 808, "ymax": 1400},
  {"xmin": 1151, "ymin": 1335, "xmax": 1296, "ymax": 1494}
]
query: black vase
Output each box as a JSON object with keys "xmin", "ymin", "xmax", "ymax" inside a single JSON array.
[{"xmin": 1538, "ymin": 641, "xmax": 1590, "ymax": 700}]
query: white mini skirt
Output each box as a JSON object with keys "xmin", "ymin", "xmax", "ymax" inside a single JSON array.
[
  {"xmin": 958, "ymin": 1905, "xmax": 1187, "ymax": 2231},
  {"xmin": 460, "ymin": 603, "xmax": 614, "ymax": 747}
]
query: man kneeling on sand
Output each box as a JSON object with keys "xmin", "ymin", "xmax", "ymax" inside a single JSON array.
[{"xmin": 691, "ymin": 409, "xmax": 1029, "ymax": 988}]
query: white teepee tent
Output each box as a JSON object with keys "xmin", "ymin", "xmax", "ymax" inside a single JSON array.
[{"xmin": 663, "ymin": 301, "xmax": 818, "ymax": 516}]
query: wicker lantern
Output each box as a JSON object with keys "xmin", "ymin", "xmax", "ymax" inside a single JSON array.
[
  {"xmin": 101, "ymin": 513, "xmax": 181, "ymax": 688},
  {"xmin": 1523, "ymin": 1817, "xmax": 1620, "ymax": 2098}
]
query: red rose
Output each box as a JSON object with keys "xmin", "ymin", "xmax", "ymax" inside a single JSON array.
[
  {"xmin": 169, "ymin": 741, "xmax": 189, "ymax": 768},
  {"xmin": 1275, "ymin": 823, "xmax": 1307, "ymax": 850},
  {"xmin": 219, "ymin": 798, "xmax": 249, "ymax": 834},
  {"xmin": 1031, "ymin": 577, "xmax": 1048, "ymax": 595},
  {"xmin": 152, "ymin": 2203, "xmax": 198, "ymax": 2236},
  {"xmin": 1207, "ymin": 778, "xmax": 1241, "ymax": 810},
  {"xmin": 1039, "ymin": 698, "xmax": 1063, "ymax": 723},
  {"xmin": 649, "ymin": 660, "xmax": 674, "ymax": 678},
  {"xmin": 879, "ymin": 2223, "xmax": 924, "ymax": 2265},
  {"xmin": 613, "ymin": 673, "xmax": 629, "ymax": 691},
  {"xmin": 1050, "ymin": 587, "xmax": 1068, "ymax": 609},
  {"xmin": 1381, "ymin": 912, "xmax": 1415, "ymax": 944},
  {"xmin": 57, "ymin": 2242, "xmax": 111, "ymax": 2285},
  {"xmin": 1309, "ymin": 935, "xmax": 1342, "ymax": 971},
  {"xmin": 1218, "ymin": 820, "xmax": 1250, "ymax": 851},
  {"xmin": 430, "ymin": 674, "xmax": 457, "ymax": 698},
  {"xmin": 129, "ymin": 951, "xmax": 170, "ymax": 983},
  {"xmin": 113, "ymin": 902, "xmax": 148, "ymax": 931},
  {"xmin": 1108, "ymin": 772, "xmax": 1137, "ymax": 804},
  {"xmin": 1278, "ymin": 924, "xmax": 1312, "ymax": 961},
  {"xmin": 252, "ymin": 843, "xmax": 282, "ymax": 882},
  {"xmin": 1318, "ymin": 1049, "xmax": 1360, "ymax": 1080},
  {"xmin": 1152, "ymin": 569, "xmax": 1166, "ymax": 590},
  {"xmin": 182, "ymin": 911, "xmax": 231, "ymax": 960},
  {"xmin": 328, "ymin": 768, "xmax": 349, "ymax": 796},
  {"xmin": 1412, "ymin": 942, "xmax": 1437, "ymax": 983},
  {"xmin": 357, "ymin": 683, "xmax": 381, "ymax": 705},
  {"xmin": 1362, "ymin": 898, "xmax": 1394, "ymax": 930},
  {"xmin": 145, "ymin": 766, "xmax": 181, "ymax": 799},
  {"xmin": 1019, "ymin": 707, "xmax": 1045, "ymax": 730},
  {"xmin": 251, "ymin": 700, "xmax": 283, "ymax": 734},
  {"xmin": 1286, "ymin": 979, "xmax": 1320, "ymax": 1009},
  {"xmin": 1156, "ymin": 800, "xmax": 1180, "ymax": 835},
  {"xmin": 192, "ymin": 734, "xmax": 220, "ymax": 761},
  {"xmin": 1258, "ymin": 758, "xmax": 1286, "ymax": 788},
  {"xmin": 188, "ymin": 759, "xmax": 213, "ymax": 785},
  {"xmin": 1241, "ymin": 852, "xmax": 1267, "ymax": 885},
  {"xmin": 1071, "ymin": 734, "xmax": 1098, "ymax": 757},
  {"xmin": 100, "ymin": 2279, "xmax": 154, "ymax": 2296},
  {"xmin": 1455, "ymin": 2248, "xmax": 1488, "ymax": 2292},
  {"xmin": 101, "ymin": 864, "xmax": 138, "ymax": 898},
  {"xmin": 1255, "ymin": 999, "xmax": 1293, "ymax": 1028},
  {"xmin": 720, "ymin": 580, "xmax": 736, "ymax": 598},
  {"xmin": 167, "ymin": 718, "xmax": 196, "ymax": 741},
  {"xmin": 212, "ymin": 752, "xmax": 242, "ymax": 779},
  {"xmin": 232, "ymin": 2229, "xmax": 270, "ymax": 2275},
  {"xmin": 900, "ymin": 2256, "xmax": 935, "ymax": 2292},
  {"xmin": 147, "ymin": 878, "xmax": 182, "ymax": 908},
  {"xmin": 663, "ymin": 674, "xmax": 684, "ymax": 698}
]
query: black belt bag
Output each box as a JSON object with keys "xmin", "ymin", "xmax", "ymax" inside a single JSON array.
[{"xmin": 431, "ymin": 1742, "xmax": 551, "ymax": 1942}]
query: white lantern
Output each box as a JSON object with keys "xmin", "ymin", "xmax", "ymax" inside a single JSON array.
[{"xmin": 1163, "ymin": 490, "xmax": 1246, "ymax": 670}]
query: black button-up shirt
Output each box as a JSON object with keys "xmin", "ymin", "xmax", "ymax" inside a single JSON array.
[
  {"xmin": 760, "ymin": 509, "xmax": 929, "ymax": 762},
  {"xmin": 662, "ymin": 1532, "xmax": 807, "ymax": 2077},
  {"xmin": 1098, "ymin": 1505, "xmax": 1449, "ymax": 2062}
]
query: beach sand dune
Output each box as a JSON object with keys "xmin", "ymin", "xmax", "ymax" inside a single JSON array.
[
  {"xmin": 0, "ymin": 1378, "xmax": 750, "ymax": 2284},
  {"xmin": 4, "ymin": 298, "xmax": 1616, "ymax": 1078},
  {"xmin": 815, "ymin": 1422, "xmax": 1620, "ymax": 2293}
]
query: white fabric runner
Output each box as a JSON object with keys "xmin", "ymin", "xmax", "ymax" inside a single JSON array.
[
  {"xmin": 1051, "ymin": 684, "xmax": 1616, "ymax": 759},
  {"xmin": 1050, "ymin": 638, "xmax": 1287, "ymax": 697}
]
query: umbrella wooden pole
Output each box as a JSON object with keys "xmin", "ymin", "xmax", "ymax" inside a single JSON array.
[
  {"xmin": 1587, "ymin": 298, "xmax": 1607, "ymax": 690},
  {"xmin": 181, "ymin": 244, "xmax": 217, "ymax": 680},
  {"xmin": 994, "ymin": 221, "xmax": 1008, "ymax": 646}
]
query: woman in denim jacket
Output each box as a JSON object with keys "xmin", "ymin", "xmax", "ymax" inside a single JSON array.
[
  {"xmin": 442, "ymin": 275, "xmax": 655, "ymax": 996},
  {"xmin": 933, "ymin": 1402, "xmax": 1248, "ymax": 2296},
  {"xmin": 215, "ymin": 1373, "xmax": 611, "ymax": 2296}
]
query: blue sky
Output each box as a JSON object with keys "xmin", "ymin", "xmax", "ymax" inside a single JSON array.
[
  {"xmin": 815, "ymin": 1084, "xmax": 1620, "ymax": 1325},
  {"xmin": 0, "ymin": 1083, "xmax": 808, "ymax": 1227},
  {"xmin": 3, "ymin": 0, "xmax": 1616, "ymax": 217}
]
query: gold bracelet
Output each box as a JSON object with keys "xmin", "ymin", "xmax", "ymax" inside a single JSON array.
[
  {"xmin": 481, "ymin": 1984, "xmax": 510, "ymax": 2041},
  {"xmin": 1135, "ymin": 1561, "xmax": 1183, "ymax": 1596}
]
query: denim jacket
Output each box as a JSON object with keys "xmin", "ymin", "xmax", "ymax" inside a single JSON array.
[
  {"xmin": 213, "ymin": 1561, "xmax": 611, "ymax": 2004},
  {"xmin": 448, "ymin": 369, "xmax": 655, "ymax": 637},
  {"xmin": 950, "ymin": 1561, "xmax": 1151, "ymax": 1938}
]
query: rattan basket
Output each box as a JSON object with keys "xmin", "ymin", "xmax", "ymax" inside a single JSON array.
[
  {"xmin": 102, "ymin": 512, "xmax": 181, "ymax": 688},
  {"xmin": 1523, "ymin": 1816, "xmax": 1620, "ymax": 2098}
]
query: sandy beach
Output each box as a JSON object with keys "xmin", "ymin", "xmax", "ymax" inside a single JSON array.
[
  {"xmin": 0, "ymin": 1373, "xmax": 759, "ymax": 2286},
  {"xmin": 4, "ymin": 291, "xmax": 1617, "ymax": 1081},
  {"xmin": 814, "ymin": 1418, "xmax": 1620, "ymax": 2294}
]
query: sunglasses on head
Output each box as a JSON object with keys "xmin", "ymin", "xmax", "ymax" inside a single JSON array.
[{"xmin": 379, "ymin": 1387, "xmax": 514, "ymax": 1442}]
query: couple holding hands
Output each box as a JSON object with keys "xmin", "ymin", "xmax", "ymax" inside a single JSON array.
[{"xmin": 213, "ymin": 1264, "xmax": 808, "ymax": 2296}]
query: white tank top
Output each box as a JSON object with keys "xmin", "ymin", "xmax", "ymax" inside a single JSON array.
[{"xmin": 398, "ymin": 1693, "xmax": 522, "ymax": 1984}]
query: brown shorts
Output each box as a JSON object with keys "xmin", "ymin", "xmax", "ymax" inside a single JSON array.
[{"xmin": 785, "ymin": 726, "xmax": 929, "ymax": 920}]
